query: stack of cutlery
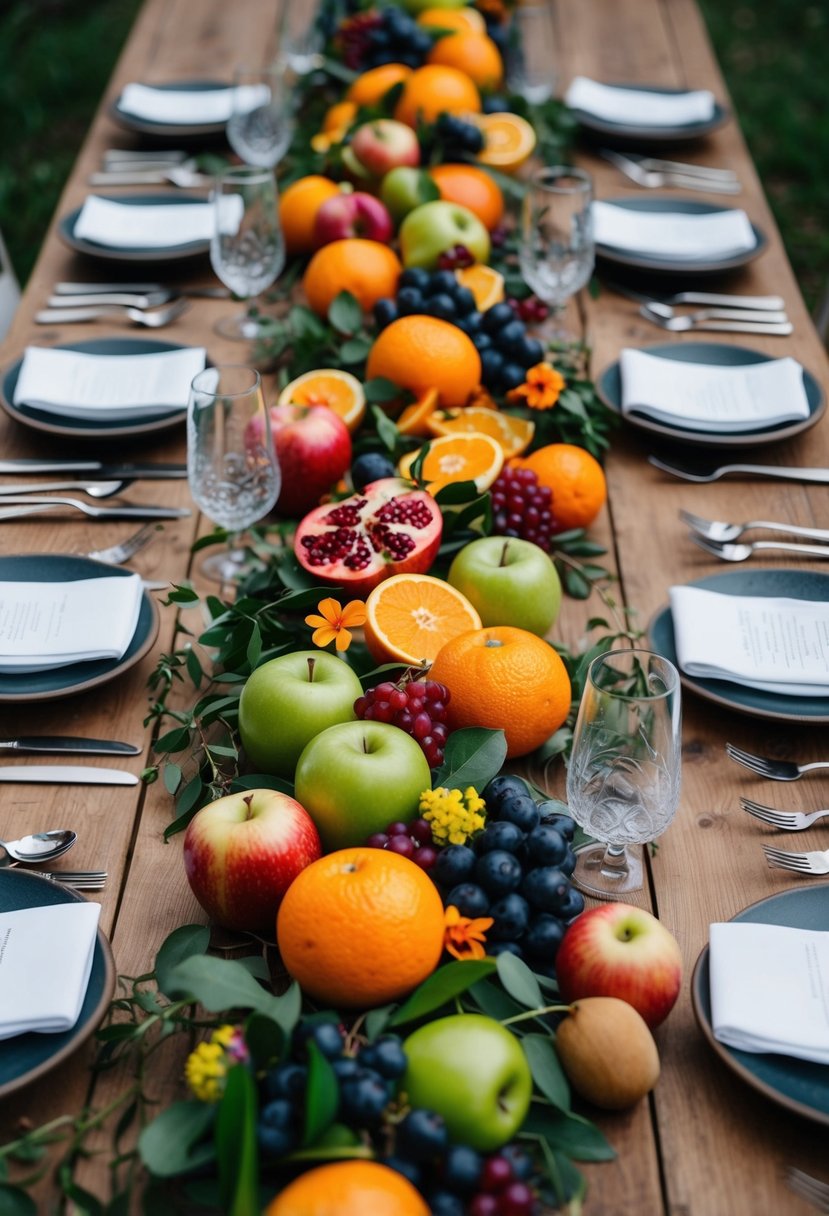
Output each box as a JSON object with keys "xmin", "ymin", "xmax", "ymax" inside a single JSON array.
[
  {"xmin": 680, "ymin": 507, "xmax": 829, "ymax": 563},
  {"xmin": 37, "ymin": 280, "xmax": 229, "ymax": 326},
  {"xmin": 90, "ymin": 147, "xmax": 211, "ymax": 188},
  {"xmin": 600, "ymin": 148, "xmax": 741, "ymax": 194},
  {"xmin": 605, "ymin": 281, "xmax": 792, "ymax": 335}
]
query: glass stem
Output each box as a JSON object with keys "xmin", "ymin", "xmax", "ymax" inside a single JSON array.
[{"xmin": 600, "ymin": 843, "xmax": 630, "ymax": 881}]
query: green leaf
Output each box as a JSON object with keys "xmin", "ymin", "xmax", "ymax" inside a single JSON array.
[
  {"xmin": 155, "ymin": 727, "xmax": 191, "ymax": 753},
  {"xmin": 496, "ymin": 953, "xmax": 544, "ymax": 1009},
  {"xmin": 185, "ymin": 648, "xmax": 203, "ymax": 688},
  {"xmin": 388, "ymin": 960, "xmax": 496, "ymax": 1027},
  {"xmin": 522, "ymin": 1104, "xmax": 615, "ymax": 1162},
  {"xmin": 434, "ymin": 479, "xmax": 479, "ymax": 505},
  {"xmin": 58, "ymin": 1175, "xmax": 105, "ymax": 1216},
  {"xmin": 365, "ymin": 1004, "xmax": 394, "ymax": 1040},
  {"xmin": 163, "ymin": 775, "xmax": 205, "ymax": 839},
  {"xmin": 231, "ymin": 774, "xmax": 296, "ymax": 797},
  {"xmin": 303, "ymin": 1041, "xmax": 340, "ymax": 1147},
  {"xmin": 467, "ymin": 979, "xmax": 526, "ymax": 1023},
  {"xmin": 155, "ymin": 924, "xmax": 210, "ymax": 997},
  {"xmin": 364, "ymin": 377, "xmax": 401, "ymax": 403},
  {"xmin": 138, "ymin": 1101, "xmax": 216, "ymax": 1177},
  {"xmin": 522, "ymin": 1034, "xmax": 570, "ymax": 1111},
  {"xmin": 162, "ymin": 955, "xmax": 292, "ymax": 1022},
  {"xmin": 0, "ymin": 1184, "xmax": 37, "ymax": 1216},
  {"xmin": 163, "ymin": 763, "xmax": 182, "ymax": 795},
  {"xmin": 216, "ymin": 1066, "xmax": 259, "ymax": 1216},
  {"xmin": 369, "ymin": 404, "xmax": 400, "ymax": 453},
  {"xmin": 339, "ymin": 336, "xmax": 372, "ymax": 363},
  {"xmin": 286, "ymin": 1124, "xmax": 372, "ymax": 1164},
  {"xmin": 328, "ymin": 290, "xmax": 363, "ymax": 335},
  {"xmin": 246, "ymin": 622, "xmax": 262, "ymax": 669},
  {"xmin": 244, "ymin": 1012, "xmax": 284, "ymax": 1069},
  {"xmin": 431, "ymin": 728, "xmax": 507, "ymax": 792}
]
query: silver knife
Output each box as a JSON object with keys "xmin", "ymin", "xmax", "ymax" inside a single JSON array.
[
  {"xmin": 54, "ymin": 282, "xmax": 231, "ymax": 300},
  {"xmin": 0, "ymin": 736, "xmax": 140, "ymax": 756},
  {"xmin": 0, "ymin": 765, "xmax": 138, "ymax": 785},
  {"xmin": 0, "ymin": 497, "xmax": 190, "ymax": 520},
  {"xmin": 47, "ymin": 292, "xmax": 174, "ymax": 309},
  {"xmin": 0, "ymin": 461, "xmax": 187, "ymax": 478}
]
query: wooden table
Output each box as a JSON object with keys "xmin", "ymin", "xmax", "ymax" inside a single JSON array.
[{"xmin": 1, "ymin": 0, "xmax": 827, "ymax": 1211}]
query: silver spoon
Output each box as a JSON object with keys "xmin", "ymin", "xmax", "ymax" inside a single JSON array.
[
  {"xmin": 0, "ymin": 829, "xmax": 77, "ymax": 864},
  {"xmin": 0, "ymin": 479, "xmax": 128, "ymax": 499}
]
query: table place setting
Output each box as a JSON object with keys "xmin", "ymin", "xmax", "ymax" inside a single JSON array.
[
  {"xmin": 599, "ymin": 148, "xmax": 741, "ymax": 194},
  {"xmin": 71, "ymin": 194, "xmax": 241, "ymax": 250},
  {"xmin": 565, "ymin": 75, "xmax": 729, "ymax": 143},
  {"xmin": 116, "ymin": 80, "xmax": 269, "ymax": 127},
  {"xmin": 592, "ymin": 199, "xmax": 756, "ymax": 260}
]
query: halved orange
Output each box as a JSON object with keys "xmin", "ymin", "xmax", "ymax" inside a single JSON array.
[
  {"xmin": 473, "ymin": 112, "xmax": 536, "ymax": 173},
  {"xmin": 427, "ymin": 406, "xmax": 534, "ymax": 457},
  {"xmin": 364, "ymin": 573, "xmax": 482, "ymax": 665},
  {"xmin": 399, "ymin": 432, "xmax": 504, "ymax": 494},
  {"xmin": 278, "ymin": 369, "xmax": 366, "ymax": 433},
  {"xmin": 455, "ymin": 265, "xmax": 504, "ymax": 312},
  {"xmin": 397, "ymin": 388, "xmax": 440, "ymax": 437}
]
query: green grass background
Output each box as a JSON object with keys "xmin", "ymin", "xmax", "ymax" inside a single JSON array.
[{"xmin": 1, "ymin": 0, "xmax": 827, "ymax": 310}]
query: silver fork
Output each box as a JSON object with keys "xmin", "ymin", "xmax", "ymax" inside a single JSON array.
[
  {"xmin": 84, "ymin": 522, "xmax": 164, "ymax": 565},
  {"xmin": 785, "ymin": 1167, "xmax": 829, "ymax": 1213},
  {"xmin": 599, "ymin": 149, "xmax": 742, "ymax": 193},
  {"xmin": 741, "ymin": 799, "xmax": 829, "ymax": 831},
  {"xmin": 35, "ymin": 299, "xmax": 190, "ymax": 328},
  {"xmin": 649, "ymin": 455, "xmax": 829, "ymax": 484},
  {"xmin": 33, "ymin": 870, "xmax": 108, "ymax": 889},
  {"xmin": 0, "ymin": 497, "xmax": 190, "ymax": 521},
  {"xmin": 689, "ymin": 535, "xmax": 829, "ymax": 562},
  {"xmin": 680, "ymin": 509, "xmax": 829, "ymax": 546},
  {"xmin": 763, "ymin": 845, "xmax": 829, "ymax": 876},
  {"xmin": 726, "ymin": 744, "xmax": 829, "ymax": 781},
  {"xmin": 640, "ymin": 305, "xmax": 793, "ymax": 336},
  {"xmin": 89, "ymin": 165, "xmax": 210, "ymax": 188}
]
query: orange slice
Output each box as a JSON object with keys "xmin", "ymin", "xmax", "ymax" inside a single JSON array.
[
  {"xmin": 396, "ymin": 388, "xmax": 440, "ymax": 437},
  {"xmin": 427, "ymin": 406, "xmax": 535, "ymax": 457},
  {"xmin": 399, "ymin": 431, "xmax": 504, "ymax": 494},
  {"xmin": 278, "ymin": 369, "xmax": 366, "ymax": 433},
  {"xmin": 364, "ymin": 573, "xmax": 482, "ymax": 665},
  {"xmin": 472, "ymin": 112, "xmax": 536, "ymax": 173},
  {"xmin": 455, "ymin": 265, "xmax": 504, "ymax": 312}
]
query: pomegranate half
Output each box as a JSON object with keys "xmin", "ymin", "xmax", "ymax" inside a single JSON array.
[{"xmin": 294, "ymin": 477, "xmax": 442, "ymax": 597}]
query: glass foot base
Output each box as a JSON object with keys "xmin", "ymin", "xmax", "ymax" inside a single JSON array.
[
  {"xmin": 571, "ymin": 842, "xmax": 644, "ymax": 899},
  {"xmin": 199, "ymin": 548, "xmax": 248, "ymax": 583},
  {"xmin": 213, "ymin": 312, "xmax": 269, "ymax": 342}
]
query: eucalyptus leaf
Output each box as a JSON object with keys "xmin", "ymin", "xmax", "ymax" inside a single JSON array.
[
  {"xmin": 388, "ymin": 959, "xmax": 496, "ymax": 1027},
  {"xmin": 522, "ymin": 1033, "xmax": 570, "ymax": 1111},
  {"xmin": 522, "ymin": 1104, "xmax": 615, "ymax": 1162},
  {"xmin": 364, "ymin": 377, "xmax": 401, "ymax": 404},
  {"xmin": 162, "ymin": 954, "xmax": 290, "ymax": 1022},
  {"xmin": 0, "ymin": 1184, "xmax": 37, "ymax": 1216},
  {"xmin": 163, "ymin": 764, "xmax": 182, "ymax": 795},
  {"xmin": 369, "ymin": 404, "xmax": 400, "ymax": 453},
  {"xmin": 339, "ymin": 336, "xmax": 372, "ymax": 363},
  {"xmin": 155, "ymin": 924, "xmax": 210, "ymax": 998},
  {"xmin": 327, "ymin": 290, "xmax": 363, "ymax": 335},
  {"xmin": 495, "ymin": 952, "xmax": 544, "ymax": 1009},
  {"xmin": 303, "ymin": 1041, "xmax": 340, "ymax": 1147},
  {"xmin": 431, "ymin": 728, "xmax": 507, "ymax": 793},
  {"xmin": 138, "ymin": 1101, "xmax": 216, "ymax": 1177},
  {"xmin": 434, "ymin": 480, "xmax": 480, "ymax": 505},
  {"xmin": 365, "ymin": 1004, "xmax": 394, "ymax": 1041},
  {"xmin": 244, "ymin": 1012, "xmax": 284, "ymax": 1069},
  {"xmin": 231, "ymin": 774, "xmax": 296, "ymax": 797},
  {"xmin": 467, "ymin": 979, "xmax": 526, "ymax": 1023},
  {"xmin": 216, "ymin": 1065, "xmax": 259, "ymax": 1216}
]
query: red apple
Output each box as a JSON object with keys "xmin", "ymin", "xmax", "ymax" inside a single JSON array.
[
  {"xmin": 183, "ymin": 789, "xmax": 322, "ymax": 934},
  {"xmin": 351, "ymin": 119, "xmax": 420, "ymax": 177},
  {"xmin": 313, "ymin": 192, "xmax": 394, "ymax": 246},
  {"xmin": 267, "ymin": 402, "xmax": 352, "ymax": 517},
  {"xmin": 555, "ymin": 903, "xmax": 682, "ymax": 1029}
]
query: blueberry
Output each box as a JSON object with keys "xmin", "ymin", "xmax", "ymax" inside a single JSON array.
[
  {"xmin": 489, "ymin": 892, "xmax": 530, "ymax": 941},
  {"xmin": 381, "ymin": 1155, "xmax": 422, "ymax": 1188},
  {"xmin": 429, "ymin": 291, "xmax": 457, "ymax": 320},
  {"xmin": 475, "ymin": 850, "xmax": 523, "ymax": 898},
  {"xmin": 483, "ymin": 301, "xmax": 516, "ymax": 333},
  {"xmin": 499, "ymin": 361, "xmax": 528, "ymax": 391},
  {"xmin": 459, "ymin": 124, "xmax": 485, "ymax": 153},
  {"xmin": 373, "ymin": 297, "xmax": 398, "ymax": 330},
  {"xmin": 332, "ymin": 1056, "xmax": 361, "ymax": 1082},
  {"xmin": 526, "ymin": 825, "xmax": 567, "ymax": 867},
  {"xmin": 487, "ymin": 941, "xmax": 524, "ymax": 958},
  {"xmin": 433, "ymin": 844, "xmax": 477, "ymax": 887},
  {"xmin": 411, "ymin": 30, "xmax": 433, "ymax": 55},
  {"xmin": 538, "ymin": 808, "xmax": 576, "ymax": 840},
  {"xmin": 498, "ymin": 792, "xmax": 540, "ymax": 833},
  {"xmin": 340, "ymin": 1069, "xmax": 390, "ymax": 1125},
  {"xmin": 258, "ymin": 1099, "xmax": 296, "ymax": 1158},
  {"xmin": 351, "ymin": 451, "xmax": 396, "ymax": 491},
  {"xmin": 443, "ymin": 1144, "xmax": 483, "ymax": 1193},
  {"xmin": 263, "ymin": 1061, "xmax": 307, "ymax": 1102},
  {"xmin": 524, "ymin": 912, "xmax": 566, "ymax": 959},
  {"xmin": 559, "ymin": 847, "xmax": 577, "ymax": 877},
  {"xmin": 498, "ymin": 319, "xmax": 527, "ymax": 352},
  {"xmin": 484, "ymin": 775, "xmax": 529, "ymax": 811},
  {"xmin": 557, "ymin": 886, "xmax": 585, "ymax": 922},
  {"xmin": 361, "ymin": 1034, "xmax": 407, "ymax": 1080},
  {"xmin": 428, "ymin": 1190, "xmax": 465, "ymax": 1216},
  {"xmin": 514, "ymin": 335, "xmax": 546, "ymax": 368},
  {"xmin": 446, "ymin": 882, "xmax": 490, "ymax": 917},
  {"xmin": 397, "ymin": 1108, "xmax": 449, "ymax": 1160},
  {"xmin": 521, "ymin": 866, "xmax": 572, "ymax": 913},
  {"xmin": 479, "ymin": 348, "xmax": 504, "ymax": 384},
  {"xmin": 476, "ymin": 820, "xmax": 524, "ymax": 854},
  {"xmin": 400, "ymin": 267, "xmax": 432, "ymax": 291},
  {"xmin": 301, "ymin": 1019, "xmax": 344, "ymax": 1060},
  {"xmin": 452, "ymin": 285, "xmax": 477, "ymax": 316},
  {"xmin": 430, "ymin": 269, "xmax": 458, "ymax": 295},
  {"xmin": 500, "ymin": 1142, "xmax": 534, "ymax": 1181},
  {"xmin": 482, "ymin": 94, "xmax": 509, "ymax": 114},
  {"xmin": 397, "ymin": 286, "xmax": 423, "ymax": 315},
  {"xmin": 471, "ymin": 330, "xmax": 493, "ymax": 352}
]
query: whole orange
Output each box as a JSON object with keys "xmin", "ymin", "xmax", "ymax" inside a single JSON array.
[
  {"xmin": 366, "ymin": 315, "xmax": 480, "ymax": 408},
  {"xmin": 427, "ymin": 31, "xmax": 504, "ymax": 90},
  {"xmin": 276, "ymin": 848, "xmax": 445, "ymax": 1008},
  {"xmin": 302, "ymin": 239, "xmax": 402, "ymax": 317},
  {"xmin": 322, "ymin": 100, "xmax": 358, "ymax": 134},
  {"xmin": 417, "ymin": 7, "xmax": 486, "ymax": 33},
  {"xmin": 429, "ymin": 163, "xmax": 504, "ymax": 230},
  {"xmin": 520, "ymin": 443, "xmax": 608, "ymax": 531},
  {"xmin": 265, "ymin": 1161, "xmax": 429, "ymax": 1216},
  {"xmin": 347, "ymin": 63, "xmax": 413, "ymax": 106},
  {"xmin": 279, "ymin": 176, "xmax": 342, "ymax": 255},
  {"xmin": 394, "ymin": 64, "xmax": 481, "ymax": 128},
  {"xmin": 429, "ymin": 626, "xmax": 572, "ymax": 757}
]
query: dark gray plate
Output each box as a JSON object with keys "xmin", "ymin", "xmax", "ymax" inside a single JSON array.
[
  {"xmin": 692, "ymin": 885, "xmax": 829, "ymax": 1127},
  {"xmin": 569, "ymin": 83, "xmax": 728, "ymax": 145},
  {"xmin": 110, "ymin": 78, "xmax": 231, "ymax": 138},
  {"xmin": 0, "ymin": 555, "xmax": 159, "ymax": 702},
  {"xmin": 59, "ymin": 194, "xmax": 210, "ymax": 263},
  {"xmin": 595, "ymin": 197, "xmax": 766, "ymax": 276},
  {"xmin": 0, "ymin": 870, "xmax": 115, "ymax": 1099},
  {"xmin": 648, "ymin": 569, "xmax": 829, "ymax": 722},
  {"xmin": 1, "ymin": 336, "xmax": 191, "ymax": 439},
  {"xmin": 597, "ymin": 341, "xmax": 824, "ymax": 448}
]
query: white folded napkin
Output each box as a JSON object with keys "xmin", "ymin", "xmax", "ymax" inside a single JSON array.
[
  {"xmin": 73, "ymin": 195, "xmax": 243, "ymax": 249},
  {"xmin": 592, "ymin": 201, "xmax": 756, "ymax": 260},
  {"xmin": 619, "ymin": 349, "xmax": 810, "ymax": 432},
  {"xmin": 118, "ymin": 82, "xmax": 269, "ymax": 125},
  {"xmin": 565, "ymin": 76, "xmax": 716, "ymax": 126},
  {"xmin": 670, "ymin": 586, "xmax": 829, "ymax": 695},
  {"xmin": 709, "ymin": 922, "xmax": 829, "ymax": 1065},
  {"xmin": 0, "ymin": 901, "xmax": 101, "ymax": 1039},
  {"xmin": 14, "ymin": 345, "xmax": 206, "ymax": 419},
  {"xmin": 0, "ymin": 574, "xmax": 143, "ymax": 673}
]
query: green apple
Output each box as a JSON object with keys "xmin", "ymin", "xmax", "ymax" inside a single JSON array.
[
  {"xmin": 448, "ymin": 536, "xmax": 563, "ymax": 636},
  {"xmin": 401, "ymin": 0, "xmax": 466, "ymax": 12},
  {"xmin": 294, "ymin": 720, "xmax": 431, "ymax": 850},
  {"xmin": 399, "ymin": 200, "xmax": 490, "ymax": 269},
  {"xmin": 238, "ymin": 651, "xmax": 362, "ymax": 778},
  {"xmin": 402, "ymin": 1014, "xmax": 533, "ymax": 1150},
  {"xmin": 380, "ymin": 167, "xmax": 440, "ymax": 224}
]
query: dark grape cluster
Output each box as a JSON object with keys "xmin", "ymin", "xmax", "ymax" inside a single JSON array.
[
  {"xmin": 431, "ymin": 776, "xmax": 583, "ymax": 977},
  {"xmin": 508, "ymin": 295, "xmax": 549, "ymax": 325},
  {"xmin": 386, "ymin": 1136, "xmax": 539, "ymax": 1216},
  {"xmin": 490, "ymin": 466, "xmax": 555, "ymax": 552},
  {"xmin": 355, "ymin": 678, "xmax": 451, "ymax": 768},
  {"xmin": 432, "ymin": 112, "xmax": 485, "ymax": 159},
  {"xmin": 364, "ymin": 815, "xmax": 440, "ymax": 872},
  {"xmin": 337, "ymin": 7, "xmax": 431, "ymax": 70},
  {"xmin": 350, "ymin": 450, "xmax": 396, "ymax": 491}
]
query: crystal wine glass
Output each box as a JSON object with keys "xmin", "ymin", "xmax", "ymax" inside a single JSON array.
[
  {"xmin": 276, "ymin": 0, "xmax": 324, "ymax": 74},
  {"xmin": 227, "ymin": 66, "xmax": 294, "ymax": 169},
  {"xmin": 187, "ymin": 365, "xmax": 281, "ymax": 582},
  {"xmin": 519, "ymin": 166, "xmax": 594, "ymax": 337},
  {"xmin": 210, "ymin": 165, "xmax": 285, "ymax": 341},
  {"xmin": 566, "ymin": 648, "xmax": 682, "ymax": 897},
  {"xmin": 507, "ymin": 3, "xmax": 557, "ymax": 104}
]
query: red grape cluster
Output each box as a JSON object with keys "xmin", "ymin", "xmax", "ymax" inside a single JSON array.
[
  {"xmin": 336, "ymin": 11, "xmax": 382, "ymax": 69},
  {"xmin": 364, "ymin": 817, "xmax": 439, "ymax": 872},
  {"xmin": 437, "ymin": 243, "xmax": 477, "ymax": 271},
  {"xmin": 490, "ymin": 467, "xmax": 555, "ymax": 552},
  {"xmin": 354, "ymin": 679, "xmax": 451, "ymax": 768},
  {"xmin": 508, "ymin": 296, "xmax": 550, "ymax": 324}
]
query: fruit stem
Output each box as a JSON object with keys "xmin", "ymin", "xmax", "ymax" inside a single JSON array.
[
  {"xmin": 307, "ymin": 656, "xmax": 316, "ymax": 683},
  {"xmin": 500, "ymin": 1003, "xmax": 571, "ymax": 1027},
  {"xmin": 499, "ymin": 540, "xmax": 510, "ymax": 567},
  {"xmin": 243, "ymin": 794, "xmax": 254, "ymax": 821}
]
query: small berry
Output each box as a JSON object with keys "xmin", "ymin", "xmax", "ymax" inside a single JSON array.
[{"xmin": 481, "ymin": 1155, "xmax": 514, "ymax": 1192}]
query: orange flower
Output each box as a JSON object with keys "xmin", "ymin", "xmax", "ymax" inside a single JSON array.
[
  {"xmin": 304, "ymin": 597, "xmax": 367, "ymax": 652},
  {"xmin": 507, "ymin": 362, "xmax": 565, "ymax": 411},
  {"xmin": 444, "ymin": 904, "xmax": 494, "ymax": 961}
]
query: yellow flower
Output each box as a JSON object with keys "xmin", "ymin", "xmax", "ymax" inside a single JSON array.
[
  {"xmin": 420, "ymin": 786, "xmax": 486, "ymax": 846},
  {"xmin": 444, "ymin": 904, "xmax": 494, "ymax": 961},
  {"xmin": 305, "ymin": 597, "xmax": 367, "ymax": 652},
  {"xmin": 507, "ymin": 362, "xmax": 565, "ymax": 411},
  {"xmin": 184, "ymin": 1024, "xmax": 248, "ymax": 1102}
]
